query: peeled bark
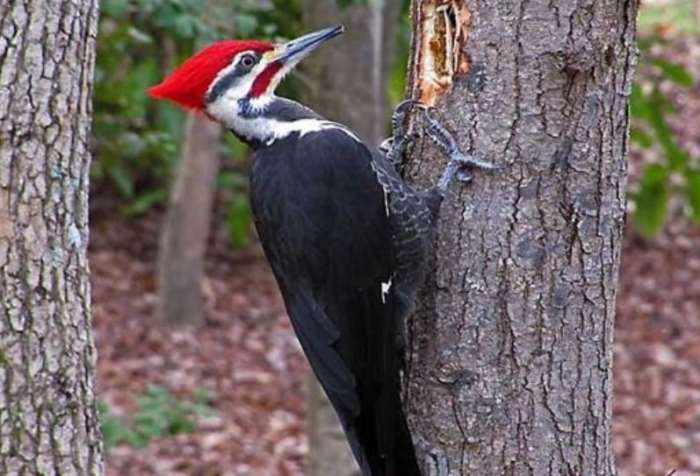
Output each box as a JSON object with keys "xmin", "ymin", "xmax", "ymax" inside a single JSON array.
[
  {"xmin": 403, "ymin": 1, "xmax": 638, "ymax": 474},
  {"xmin": 0, "ymin": 0, "xmax": 104, "ymax": 474},
  {"xmin": 156, "ymin": 114, "xmax": 221, "ymax": 325},
  {"xmin": 301, "ymin": 1, "xmax": 400, "ymax": 474}
]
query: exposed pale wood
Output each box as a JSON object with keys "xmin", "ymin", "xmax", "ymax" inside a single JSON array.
[{"xmin": 0, "ymin": 0, "xmax": 104, "ymax": 473}]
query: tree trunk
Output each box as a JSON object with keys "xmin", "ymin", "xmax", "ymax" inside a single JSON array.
[
  {"xmin": 156, "ymin": 114, "xmax": 221, "ymax": 325},
  {"xmin": 0, "ymin": 1, "xmax": 104, "ymax": 474},
  {"xmin": 403, "ymin": 1, "xmax": 638, "ymax": 474},
  {"xmin": 301, "ymin": 1, "xmax": 400, "ymax": 474}
]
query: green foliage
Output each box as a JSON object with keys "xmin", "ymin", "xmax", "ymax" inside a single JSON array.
[
  {"xmin": 637, "ymin": 0, "xmax": 699, "ymax": 35},
  {"xmin": 93, "ymin": 0, "xmax": 216, "ymax": 212},
  {"xmin": 99, "ymin": 385, "xmax": 216, "ymax": 449},
  {"xmin": 388, "ymin": 0, "xmax": 412, "ymax": 110},
  {"xmin": 93, "ymin": 0, "xmax": 304, "ymax": 234},
  {"xmin": 629, "ymin": 37, "xmax": 698, "ymax": 237},
  {"xmin": 226, "ymin": 194, "xmax": 252, "ymax": 248}
]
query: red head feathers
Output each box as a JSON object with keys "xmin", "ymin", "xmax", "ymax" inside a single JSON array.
[{"xmin": 148, "ymin": 40, "xmax": 273, "ymax": 110}]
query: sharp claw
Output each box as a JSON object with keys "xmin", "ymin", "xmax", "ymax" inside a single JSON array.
[
  {"xmin": 454, "ymin": 152, "xmax": 499, "ymax": 171},
  {"xmin": 394, "ymin": 99, "xmax": 420, "ymax": 113},
  {"xmin": 456, "ymin": 170, "xmax": 473, "ymax": 183},
  {"xmin": 421, "ymin": 109, "xmax": 459, "ymax": 155},
  {"xmin": 379, "ymin": 137, "xmax": 393, "ymax": 155},
  {"xmin": 383, "ymin": 98, "xmax": 426, "ymax": 166}
]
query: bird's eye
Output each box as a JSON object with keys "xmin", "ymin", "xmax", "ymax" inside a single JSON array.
[{"xmin": 240, "ymin": 54, "xmax": 256, "ymax": 68}]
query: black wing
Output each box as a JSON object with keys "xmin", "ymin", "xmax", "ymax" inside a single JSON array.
[{"xmin": 250, "ymin": 128, "xmax": 418, "ymax": 475}]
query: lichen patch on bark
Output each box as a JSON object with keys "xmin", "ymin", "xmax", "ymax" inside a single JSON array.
[{"xmin": 411, "ymin": 0, "xmax": 471, "ymax": 106}]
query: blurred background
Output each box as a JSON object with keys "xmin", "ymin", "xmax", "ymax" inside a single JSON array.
[{"xmin": 90, "ymin": 0, "xmax": 700, "ymax": 474}]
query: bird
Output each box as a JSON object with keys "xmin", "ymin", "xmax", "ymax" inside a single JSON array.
[{"xmin": 149, "ymin": 25, "xmax": 495, "ymax": 476}]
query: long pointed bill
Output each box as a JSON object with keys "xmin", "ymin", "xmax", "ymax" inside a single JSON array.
[
  {"xmin": 271, "ymin": 25, "xmax": 344, "ymax": 65},
  {"xmin": 251, "ymin": 25, "xmax": 344, "ymax": 98}
]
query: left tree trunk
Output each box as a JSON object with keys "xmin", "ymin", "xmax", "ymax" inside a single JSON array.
[
  {"xmin": 156, "ymin": 114, "xmax": 221, "ymax": 325},
  {"xmin": 0, "ymin": 0, "xmax": 104, "ymax": 473}
]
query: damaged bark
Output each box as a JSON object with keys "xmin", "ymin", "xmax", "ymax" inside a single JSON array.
[
  {"xmin": 403, "ymin": 0, "xmax": 638, "ymax": 474},
  {"xmin": 0, "ymin": 0, "xmax": 103, "ymax": 474}
]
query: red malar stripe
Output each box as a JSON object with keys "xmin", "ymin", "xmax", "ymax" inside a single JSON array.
[{"xmin": 251, "ymin": 62, "xmax": 283, "ymax": 97}]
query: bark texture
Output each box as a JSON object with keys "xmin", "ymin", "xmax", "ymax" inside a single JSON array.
[
  {"xmin": 156, "ymin": 114, "xmax": 221, "ymax": 325},
  {"xmin": 403, "ymin": 1, "xmax": 638, "ymax": 474},
  {"xmin": 0, "ymin": 0, "xmax": 103, "ymax": 474},
  {"xmin": 301, "ymin": 1, "xmax": 400, "ymax": 474}
]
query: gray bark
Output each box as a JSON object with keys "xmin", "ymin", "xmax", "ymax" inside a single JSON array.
[
  {"xmin": 0, "ymin": 0, "xmax": 104, "ymax": 474},
  {"xmin": 301, "ymin": 1, "xmax": 400, "ymax": 474},
  {"xmin": 156, "ymin": 114, "xmax": 221, "ymax": 325},
  {"xmin": 403, "ymin": 1, "xmax": 638, "ymax": 474}
]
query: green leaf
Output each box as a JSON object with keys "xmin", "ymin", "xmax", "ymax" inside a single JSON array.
[
  {"xmin": 99, "ymin": 401, "xmax": 133, "ymax": 449},
  {"xmin": 630, "ymin": 127, "xmax": 654, "ymax": 149},
  {"xmin": 102, "ymin": 0, "xmax": 130, "ymax": 18},
  {"xmin": 217, "ymin": 171, "xmax": 247, "ymax": 190},
  {"xmin": 122, "ymin": 189, "xmax": 166, "ymax": 216},
  {"xmin": 647, "ymin": 90, "xmax": 688, "ymax": 170},
  {"xmin": 226, "ymin": 195, "xmax": 252, "ymax": 248},
  {"xmin": 109, "ymin": 165, "xmax": 134, "ymax": 198},
  {"xmin": 633, "ymin": 164, "xmax": 669, "ymax": 237},
  {"xmin": 234, "ymin": 13, "xmax": 259, "ymax": 37},
  {"xmin": 629, "ymin": 84, "xmax": 653, "ymax": 121},
  {"xmin": 651, "ymin": 58, "xmax": 694, "ymax": 87},
  {"xmin": 127, "ymin": 27, "xmax": 153, "ymax": 45},
  {"xmin": 684, "ymin": 168, "xmax": 700, "ymax": 222}
]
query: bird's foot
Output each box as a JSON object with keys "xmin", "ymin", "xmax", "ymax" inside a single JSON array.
[
  {"xmin": 425, "ymin": 447, "xmax": 450, "ymax": 476},
  {"xmin": 380, "ymin": 99, "xmax": 424, "ymax": 167},
  {"xmin": 421, "ymin": 109, "xmax": 499, "ymax": 195}
]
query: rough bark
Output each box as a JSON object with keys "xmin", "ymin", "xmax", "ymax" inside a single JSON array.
[
  {"xmin": 403, "ymin": 1, "xmax": 638, "ymax": 474},
  {"xmin": 301, "ymin": 1, "xmax": 400, "ymax": 474},
  {"xmin": 156, "ymin": 114, "xmax": 221, "ymax": 325},
  {"xmin": 0, "ymin": 0, "xmax": 104, "ymax": 474}
]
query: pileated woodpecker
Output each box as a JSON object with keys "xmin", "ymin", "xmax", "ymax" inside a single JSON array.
[{"xmin": 150, "ymin": 25, "xmax": 495, "ymax": 476}]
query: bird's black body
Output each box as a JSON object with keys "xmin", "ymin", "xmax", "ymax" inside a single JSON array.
[
  {"xmin": 247, "ymin": 102, "xmax": 427, "ymax": 475},
  {"xmin": 150, "ymin": 27, "xmax": 495, "ymax": 475}
]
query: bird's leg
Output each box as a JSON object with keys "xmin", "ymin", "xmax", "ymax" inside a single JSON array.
[
  {"xmin": 425, "ymin": 447, "xmax": 450, "ymax": 476},
  {"xmin": 380, "ymin": 99, "xmax": 421, "ymax": 167},
  {"xmin": 422, "ymin": 109, "xmax": 498, "ymax": 196}
]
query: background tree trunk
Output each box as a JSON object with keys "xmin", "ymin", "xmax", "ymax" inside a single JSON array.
[
  {"xmin": 403, "ymin": 1, "xmax": 638, "ymax": 474},
  {"xmin": 156, "ymin": 114, "xmax": 221, "ymax": 325},
  {"xmin": 0, "ymin": 1, "xmax": 104, "ymax": 474},
  {"xmin": 301, "ymin": 1, "xmax": 400, "ymax": 474}
]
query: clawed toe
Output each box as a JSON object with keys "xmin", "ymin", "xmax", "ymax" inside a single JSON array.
[
  {"xmin": 456, "ymin": 170, "xmax": 473, "ymax": 184},
  {"xmin": 382, "ymin": 99, "xmax": 427, "ymax": 166},
  {"xmin": 454, "ymin": 152, "xmax": 499, "ymax": 171}
]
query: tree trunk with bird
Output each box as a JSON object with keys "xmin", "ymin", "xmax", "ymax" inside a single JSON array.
[
  {"xmin": 0, "ymin": 0, "xmax": 104, "ymax": 473},
  {"xmin": 402, "ymin": 0, "xmax": 638, "ymax": 474}
]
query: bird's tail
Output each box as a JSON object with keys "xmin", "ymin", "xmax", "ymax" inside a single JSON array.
[
  {"xmin": 341, "ymin": 291, "xmax": 420, "ymax": 476},
  {"xmin": 343, "ymin": 383, "xmax": 420, "ymax": 476}
]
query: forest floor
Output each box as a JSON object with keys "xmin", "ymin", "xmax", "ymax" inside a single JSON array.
[
  {"xmin": 91, "ymin": 208, "xmax": 700, "ymax": 476},
  {"xmin": 92, "ymin": 36, "xmax": 700, "ymax": 476}
]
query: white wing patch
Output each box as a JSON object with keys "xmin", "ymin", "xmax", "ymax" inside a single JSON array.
[
  {"xmin": 207, "ymin": 92, "xmax": 362, "ymax": 146},
  {"xmin": 261, "ymin": 119, "xmax": 362, "ymax": 146},
  {"xmin": 381, "ymin": 277, "xmax": 393, "ymax": 304}
]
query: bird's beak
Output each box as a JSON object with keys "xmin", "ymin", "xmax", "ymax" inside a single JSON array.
[{"xmin": 268, "ymin": 25, "xmax": 344, "ymax": 66}]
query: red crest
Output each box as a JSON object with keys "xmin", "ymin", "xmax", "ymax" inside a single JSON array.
[{"xmin": 149, "ymin": 40, "xmax": 274, "ymax": 110}]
